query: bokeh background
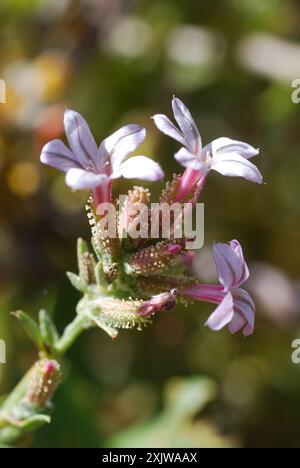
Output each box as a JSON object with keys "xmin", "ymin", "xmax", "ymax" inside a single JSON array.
[{"xmin": 1, "ymin": 0, "xmax": 300, "ymax": 448}]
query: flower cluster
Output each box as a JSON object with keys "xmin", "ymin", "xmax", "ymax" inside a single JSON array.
[{"xmin": 41, "ymin": 97, "xmax": 262, "ymax": 338}]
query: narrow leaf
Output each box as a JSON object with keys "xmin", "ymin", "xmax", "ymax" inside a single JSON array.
[
  {"xmin": 11, "ymin": 311, "xmax": 44, "ymax": 351},
  {"xmin": 39, "ymin": 309, "xmax": 59, "ymax": 351},
  {"xmin": 66, "ymin": 272, "xmax": 88, "ymax": 292}
]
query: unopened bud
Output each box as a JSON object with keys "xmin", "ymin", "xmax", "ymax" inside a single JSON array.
[
  {"xmin": 138, "ymin": 275, "xmax": 197, "ymax": 295},
  {"xmin": 77, "ymin": 295, "xmax": 152, "ymax": 338},
  {"xmin": 25, "ymin": 359, "xmax": 61, "ymax": 407},
  {"xmin": 86, "ymin": 196, "xmax": 120, "ymax": 282},
  {"xmin": 77, "ymin": 238, "xmax": 96, "ymax": 284},
  {"xmin": 138, "ymin": 291, "xmax": 177, "ymax": 317},
  {"xmin": 160, "ymin": 175, "xmax": 181, "ymax": 204},
  {"xmin": 119, "ymin": 186, "xmax": 151, "ymax": 250},
  {"xmin": 126, "ymin": 241, "xmax": 183, "ymax": 277}
]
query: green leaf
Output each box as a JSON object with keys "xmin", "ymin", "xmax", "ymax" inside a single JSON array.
[
  {"xmin": 18, "ymin": 414, "xmax": 51, "ymax": 431},
  {"xmin": 11, "ymin": 311, "xmax": 44, "ymax": 351},
  {"xmin": 94, "ymin": 262, "xmax": 106, "ymax": 287},
  {"xmin": 66, "ymin": 272, "xmax": 88, "ymax": 293},
  {"xmin": 0, "ymin": 414, "xmax": 51, "ymax": 445},
  {"xmin": 39, "ymin": 309, "xmax": 59, "ymax": 352},
  {"xmin": 77, "ymin": 237, "xmax": 89, "ymax": 257},
  {"xmin": 77, "ymin": 238, "xmax": 89, "ymax": 278},
  {"xmin": 89, "ymin": 313, "xmax": 119, "ymax": 339},
  {"xmin": 91, "ymin": 236, "xmax": 101, "ymax": 260}
]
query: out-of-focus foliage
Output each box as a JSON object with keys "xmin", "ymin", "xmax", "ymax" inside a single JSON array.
[
  {"xmin": 1, "ymin": 0, "xmax": 300, "ymax": 448},
  {"xmin": 108, "ymin": 376, "xmax": 238, "ymax": 448}
]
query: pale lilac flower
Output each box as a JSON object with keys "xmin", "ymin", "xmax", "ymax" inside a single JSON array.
[
  {"xmin": 41, "ymin": 110, "xmax": 164, "ymax": 203},
  {"xmin": 153, "ymin": 97, "xmax": 262, "ymax": 201},
  {"xmin": 179, "ymin": 240, "xmax": 255, "ymax": 336}
]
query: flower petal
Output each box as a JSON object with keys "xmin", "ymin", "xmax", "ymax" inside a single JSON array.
[
  {"xmin": 95, "ymin": 143, "xmax": 110, "ymax": 173},
  {"xmin": 104, "ymin": 125, "xmax": 146, "ymax": 170},
  {"xmin": 213, "ymin": 241, "xmax": 249, "ymax": 290},
  {"xmin": 227, "ymin": 312, "xmax": 247, "ymax": 335},
  {"xmin": 211, "ymin": 153, "xmax": 263, "ymax": 184},
  {"xmin": 65, "ymin": 168, "xmax": 108, "ymax": 190},
  {"xmin": 205, "ymin": 292, "xmax": 235, "ymax": 331},
  {"xmin": 209, "ymin": 137, "xmax": 259, "ymax": 159},
  {"xmin": 113, "ymin": 156, "xmax": 164, "ymax": 181},
  {"xmin": 174, "ymin": 147, "xmax": 207, "ymax": 171},
  {"xmin": 172, "ymin": 97, "xmax": 201, "ymax": 154},
  {"xmin": 229, "ymin": 240, "xmax": 249, "ymax": 284},
  {"xmin": 64, "ymin": 110, "xmax": 98, "ymax": 168},
  {"xmin": 152, "ymin": 114, "xmax": 187, "ymax": 147},
  {"xmin": 40, "ymin": 140, "xmax": 80, "ymax": 173},
  {"xmin": 231, "ymin": 289, "xmax": 255, "ymax": 336}
]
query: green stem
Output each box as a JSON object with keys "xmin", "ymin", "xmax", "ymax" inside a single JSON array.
[
  {"xmin": 0, "ymin": 365, "xmax": 36, "ymax": 419},
  {"xmin": 0, "ymin": 363, "xmax": 43, "ymax": 446},
  {"xmin": 54, "ymin": 314, "xmax": 91, "ymax": 357}
]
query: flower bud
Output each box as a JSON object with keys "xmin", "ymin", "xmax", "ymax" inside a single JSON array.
[
  {"xmin": 77, "ymin": 295, "xmax": 153, "ymax": 339},
  {"xmin": 160, "ymin": 175, "xmax": 181, "ymax": 204},
  {"xmin": 138, "ymin": 290, "xmax": 177, "ymax": 317},
  {"xmin": 138, "ymin": 275, "xmax": 198, "ymax": 296},
  {"xmin": 86, "ymin": 196, "xmax": 120, "ymax": 283},
  {"xmin": 77, "ymin": 238, "xmax": 96, "ymax": 284},
  {"xmin": 24, "ymin": 359, "xmax": 61, "ymax": 407},
  {"xmin": 126, "ymin": 241, "xmax": 183, "ymax": 276},
  {"xmin": 119, "ymin": 186, "xmax": 151, "ymax": 250}
]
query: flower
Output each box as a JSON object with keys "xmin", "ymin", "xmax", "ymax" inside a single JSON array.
[
  {"xmin": 40, "ymin": 110, "xmax": 164, "ymax": 203},
  {"xmin": 179, "ymin": 240, "xmax": 255, "ymax": 336},
  {"xmin": 153, "ymin": 97, "xmax": 263, "ymax": 201}
]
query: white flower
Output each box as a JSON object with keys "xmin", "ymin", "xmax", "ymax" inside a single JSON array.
[
  {"xmin": 41, "ymin": 110, "xmax": 164, "ymax": 192},
  {"xmin": 153, "ymin": 97, "xmax": 262, "ymax": 184}
]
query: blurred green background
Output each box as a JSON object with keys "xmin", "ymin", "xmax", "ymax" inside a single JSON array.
[{"xmin": 1, "ymin": 0, "xmax": 300, "ymax": 448}]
